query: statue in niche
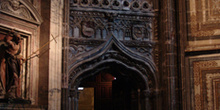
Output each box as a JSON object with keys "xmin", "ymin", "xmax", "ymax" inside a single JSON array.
[
  {"xmin": 0, "ymin": 30, "xmax": 22, "ymax": 99},
  {"xmin": 0, "ymin": 0, "xmax": 33, "ymax": 20}
]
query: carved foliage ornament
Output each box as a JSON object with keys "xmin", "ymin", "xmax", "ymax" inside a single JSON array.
[{"xmin": 0, "ymin": 0, "xmax": 34, "ymax": 20}]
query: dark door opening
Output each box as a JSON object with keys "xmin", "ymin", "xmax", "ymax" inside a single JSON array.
[{"xmin": 78, "ymin": 72, "xmax": 140, "ymax": 110}]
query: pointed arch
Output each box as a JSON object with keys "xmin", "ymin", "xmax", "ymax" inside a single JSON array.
[{"xmin": 68, "ymin": 35, "xmax": 158, "ymax": 90}]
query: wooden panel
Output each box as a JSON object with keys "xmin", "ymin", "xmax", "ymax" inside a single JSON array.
[{"xmin": 95, "ymin": 73, "xmax": 113, "ymax": 110}]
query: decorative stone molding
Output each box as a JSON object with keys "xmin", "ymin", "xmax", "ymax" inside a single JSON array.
[
  {"xmin": 70, "ymin": 0, "xmax": 154, "ymax": 13},
  {"xmin": 192, "ymin": 61, "xmax": 218, "ymax": 110},
  {"xmin": 68, "ymin": 36, "xmax": 157, "ymax": 90},
  {"xmin": 206, "ymin": 73, "xmax": 220, "ymax": 110}
]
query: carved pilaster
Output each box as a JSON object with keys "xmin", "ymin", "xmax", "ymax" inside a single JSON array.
[{"xmin": 62, "ymin": 0, "xmax": 70, "ymax": 110}]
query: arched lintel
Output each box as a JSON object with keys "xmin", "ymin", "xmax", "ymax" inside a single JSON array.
[
  {"xmin": 20, "ymin": 0, "xmax": 43, "ymax": 25},
  {"xmin": 69, "ymin": 59, "xmax": 150, "ymax": 90},
  {"xmin": 68, "ymin": 35, "xmax": 158, "ymax": 91}
]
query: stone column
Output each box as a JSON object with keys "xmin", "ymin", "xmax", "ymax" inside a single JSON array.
[
  {"xmin": 62, "ymin": 0, "xmax": 70, "ymax": 109},
  {"xmin": 69, "ymin": 90, "xmax": 75, "ymax": 110},
  {"xmin": 68, "ymin": 89, "xmax": 80, "ymax": 110},
  {"xmin": 75, "ymin": 91, "xmax": 80, "ymax": 110},
  {"xmin": 160, "ymin": 0, "xmax": 179, "ymax": 109},
  {"xmin": 48, "ymin": 0, "xmax": 63, "ymax": 109},
  {"xmin": 141, "ymin": 90, "xmax": 151, "ymax": 110}
]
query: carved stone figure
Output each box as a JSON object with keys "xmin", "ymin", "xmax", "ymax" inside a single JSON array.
[
  {"xmin": 0, "ymin": 0, "xmax": 33, "ymax": 20},
  {"xmin": 0, "ymin": 30, "xmax": 22, "ymax": 99}
]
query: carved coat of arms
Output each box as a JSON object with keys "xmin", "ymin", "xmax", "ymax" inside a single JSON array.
[{"xmin": 81, "ymin": 21, "xmax": 95, "ymax": 37}]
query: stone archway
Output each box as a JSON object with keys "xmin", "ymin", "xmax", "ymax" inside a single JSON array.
[{"xmin": 67, "ymin": 36, "xmax": 158, "ymax": 110}]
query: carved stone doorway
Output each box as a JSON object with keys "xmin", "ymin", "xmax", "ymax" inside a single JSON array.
[
  {"xmin": 77, "ymin": 67, "xmax": 144, "ymax": 110},
  {"xmin": 70, "ymin": 62, "xmax": 152, "ymax": 110},
  {"xmin": 66, "ymin": 36, "xmax": 158, "ymax": 110},
  {"xmin": 63, "ymin": 0, "xmax": 159, "ymax": 109}
]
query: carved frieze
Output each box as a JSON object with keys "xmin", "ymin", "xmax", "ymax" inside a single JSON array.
[
  {"xmin": 69, "ymin": 6, "xmax": 154, "ymax": 56},
  {"xmin": 70, "ymin": 0, "xmax": 154, "ymax": 13},
  {"xmin": 0, "ymin": 0, "xmax": 34, "ymax": 20},
  {"xmin": 69, "ymin": 10, "xmax": 153, "ymax": 41}
]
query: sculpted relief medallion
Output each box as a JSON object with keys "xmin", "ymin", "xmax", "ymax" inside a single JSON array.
[
  {"xmin": 81, "ymin": 21, "xmax": 95, "ymax": 38},
  {"xmin": 132, "ymin": 25, "xmax": 145, "ymax": 40}
]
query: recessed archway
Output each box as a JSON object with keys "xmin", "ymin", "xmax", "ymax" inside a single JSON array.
[
  {"xmin": 70, "ymin": 61, "xmax": 153, "ymax": 110},
  {"xmin": 67, "ymin": 36, "xmax": 159, "ymax": 110}
]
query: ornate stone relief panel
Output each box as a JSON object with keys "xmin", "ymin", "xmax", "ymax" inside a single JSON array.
[
  {"xmin": 188, "ymin": 56, "xmax": 220, "ymax": 110},
  {"xmin": 66, "ymin": 0, "xmax": 157, "ymax": 94},
  {"xmin": 0, "ymin": 0, "xmax": 34, "ymax": 20},
  {"xmin": 69, "ymin": 11, "xmax": 153, "ymax": 40},
  {"xmin": 69, "ymin": 0, "xmax": 155, "ymax": 59},
  {"xmin": 0, "ymin": 0, "xmax": 42, "ymax": 25}
]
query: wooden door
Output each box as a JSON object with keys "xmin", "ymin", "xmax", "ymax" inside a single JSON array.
[{"xmin": 95, "ymin": 73, "xmax": 114, "ymax": 110}]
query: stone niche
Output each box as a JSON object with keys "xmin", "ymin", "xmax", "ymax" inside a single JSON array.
[{"xmin": 0, "ymin": 0, "xmax": 43, "ymax": 109}]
